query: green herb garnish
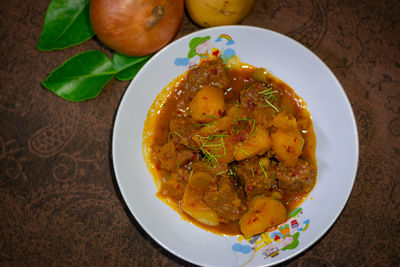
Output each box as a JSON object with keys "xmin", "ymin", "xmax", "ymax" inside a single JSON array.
[
  {"xmin": 196, "ymin": 133, "xmax": 228, "ymax": 168},
  {"xmin": 288, "ymin": 132, "xmax": 305, "ymax": 150},
  {"xmin": 258, "ymin": 87, "xmax": 280, "ymax": 112},
  {"xmin": 250, "ymin": 164, "xmax": 255, "ymax": 177},
  {"xmin": 216, "ymin": 170, "xmax": 228, "ymax": 176},
  {"xmin": 234, "ymin": 145, "xmax": 250, "ymax": 155},
  {"xmin": 258, "ymin": 161, "xmax": 268, "ymax": 178},
  {"xmin": 227, "ymin": 165, "xmax": 238, "ymax": 177}
]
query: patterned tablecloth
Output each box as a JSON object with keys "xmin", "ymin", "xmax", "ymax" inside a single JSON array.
[{"xmin": 1, "ymin": 0, "xmax": 399, "ymax": 266}]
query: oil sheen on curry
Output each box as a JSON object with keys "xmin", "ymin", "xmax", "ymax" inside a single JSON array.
[{"xmin": 143, "ymin": 57, "xmax": 317, "ymax": 237}]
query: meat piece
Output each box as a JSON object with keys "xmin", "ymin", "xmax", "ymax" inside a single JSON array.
[
  {"xmin": 275, "ymin": 159, "xmax": 316, "ymax": 193},
  {"xmin": 158, "ymin": 143, "xmax": 195, "ymax": 172},
  {"xmin": 158, "ymin": 168, "xmax": 191, "ymax": 200},
  {"xmin": 169, "ymin": 117, "xmax": 197, "ymax": 148},
  {"xmin": 237, "ymin": 157, "xmax": 275, "ymax": 201},
  {"xmin": 158, "ymin": 143, "xmax": 176, "ymax": 172},
  {"xmin": 239, "ymin": 81, "xmax": 279, "ymax": 112},
  {"xmin": 186, "ymin": 58, "xmax": 230, "ymax": 97},
  {"xmin": 203, "ymin": 176, "xmax": 243, "ymax": 223},
  {"xmin": 176, "ymin": 149, "xmax": 195, "ymax": 166}
]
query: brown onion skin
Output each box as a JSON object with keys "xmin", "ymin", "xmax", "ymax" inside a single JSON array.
[{"xmin": 90, "ymin": 0, "xmax": 184, "ymax": 57}]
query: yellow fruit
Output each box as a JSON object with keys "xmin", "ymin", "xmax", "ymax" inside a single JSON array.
[{"xmin": 185, "ymin": 0, "xmax": 255, "ymax": 27}]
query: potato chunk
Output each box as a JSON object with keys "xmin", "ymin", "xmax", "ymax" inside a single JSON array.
[
  {"xmin": 240, "ymin": 197, "xmax": 287, "ymax": 237},
  {"xmin": 233, "ymin": 127, "xmax": 271, "ymax": 161},
  {"xmin": 271, "ymin": 129, "xmax": 303, "ymax": 167},
  {"xmin": 272, "ymin": 112, "xmax": 298, "ymax": 131},
  {"xmin": 181, "ymin": 172, "xmax": 219, "ymax": 226},
  {"xmin": 189, "ymin": 86, "xmax": 225, "ymax": 123}
]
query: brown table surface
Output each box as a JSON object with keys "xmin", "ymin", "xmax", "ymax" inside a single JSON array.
[{"xmin": 1, "ymin": 0, "xmax": 399, "ymax": 266}]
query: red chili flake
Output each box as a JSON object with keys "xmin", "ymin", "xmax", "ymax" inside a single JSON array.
[
  {"xmin": 232, "ymin": 135, "xmax": 240, "ymax": 141},
  {"xmin": 210, "ymin": 68, "xmax": 217, "ymax": 75},
  {"xmin": 247, "ymin": 98, "xmax": 255, "ymax": 110},
  {"xmin": 177, "ymin": 144, "xmax": 184, "ymax": 150},
  {"xmin": 155, "ymin": 164, "xmax": 161, "ymax": 171},
  {"xmin": 294, "ymin": 138, "xmax": 297, "ymax": 143},
  {"xmin": 248, "ymin": 184, "xmax": 253, "ymax": 191},
  {"xmin": 176, "ymin": 184, "xmax": 180, "ymax": 189},
  {"xmin": 182, "ymin": 176, "xmax": 188, "ymax": 181},
  {"xmin": 203, "ymin": 96, "xmax": 208, "ymax": 100},
  {"xmin": 218, "ymin": 109, "xmax": 222, "ymax": 116}
]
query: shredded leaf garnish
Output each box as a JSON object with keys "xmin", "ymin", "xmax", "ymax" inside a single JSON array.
[
  {"xmin": 288, "ymin": 132, "xmax": 305, "ymax": 150},
  {"xmin": 258, "ymin": 161, "xmax": 268, "ymax": 178},
  {"xmin": 235, "ymin": 102, "xmax": 240, "ymax": 117},
  {"xmin": 168, "ymin": 131, "xmax": 196, "ymax": 150},
  {"xmin": 227, "ymin": 165, "xmax": 238, "ymax": 177},
  {"xmin": 231, "ymin": 118, "xmax": 249, "ymax": 135},
  {"xmin": 168, "ymin": 131, "xmax": 184, "ymax": 142},
  {"xmin": 264, "ymin": 98, "xmax": 280, "ymax": 112},
  {"xmin": 199, "ymin": 147, "xmax": 219, "ymax": 167},
  {"xmin": 201, "ymin": 114, "xmax": 218, "ymax": 119},
  {"xmin": 259, "ymin": 161, "xmax": 273, "ymax": 188},
  {"xmin": 258, "ymin": 87, "xmax": 280, "ymax": 112},
  {"xmin": 216, "ymin": 170, "xmax": 228, "ymax": 176},
  {"xmin": 193, "ymin": 121, "xmax": 216, "ymax": 128},
  {"xmin": 249, "ymin": 119, "xmax": 257, "ymax": 137},
  {"xmin": 234, "ymin": 145, "xmax": 250, "ymax": 155},
  {"xmin": 195, "ymin": 132, "xmax": 228, "ymax": 168}
]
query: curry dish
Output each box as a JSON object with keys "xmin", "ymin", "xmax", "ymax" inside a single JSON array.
[{"xmin": 143, "ymin": 57, "xmax": 317, "ymax": 237}]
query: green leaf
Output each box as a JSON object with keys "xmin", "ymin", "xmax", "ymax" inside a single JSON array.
[
  {"xmin": 42, "ymin": 50, "xmax": 116, "ymax": 102},
  {"xmin": 112, "ymin": 53, "xmax": 151, "ymax": 81},
  {"xmin": 38, "ymin": 0, "xmax": 94, "ymax": 51}
]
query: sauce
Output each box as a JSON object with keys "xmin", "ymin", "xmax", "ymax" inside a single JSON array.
[{"xmin": 143, "ymin": 59, "xmax": 317, "ymax": 236}]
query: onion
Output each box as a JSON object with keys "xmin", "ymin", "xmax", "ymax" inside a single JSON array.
[{"xmin": 90, "ymin": 0, "xmax": 184, "ymax": 56}]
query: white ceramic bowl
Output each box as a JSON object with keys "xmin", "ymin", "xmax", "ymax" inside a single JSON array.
[{"xmin": 112, "ymin": 26, "xmax": 359, "ymax": 266}]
